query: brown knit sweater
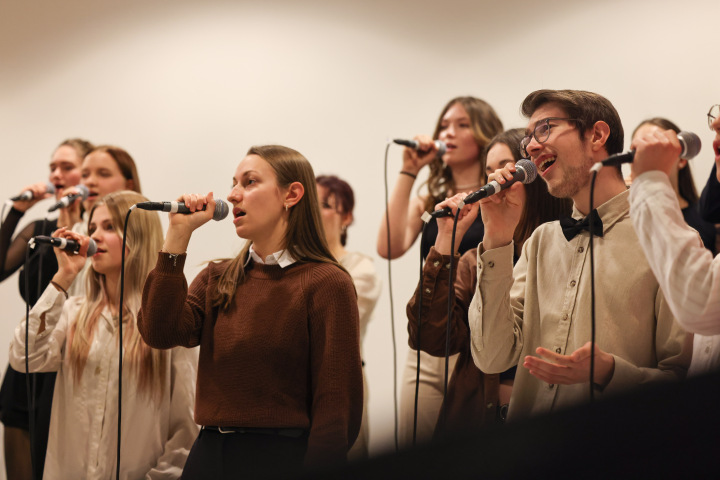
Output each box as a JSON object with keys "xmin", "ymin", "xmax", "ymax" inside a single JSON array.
[{"xmin": 137, "ymin": 252, "xmax": 363, "ymax": 467}]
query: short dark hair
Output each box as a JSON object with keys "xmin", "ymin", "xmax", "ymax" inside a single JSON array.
[
  {"xmin": 316, "ymin": 174, "xmax": 355, "ymax": 246},
  {"xmin": 521, "ymin": 89, "xmax": 624, "ymax": 156}
]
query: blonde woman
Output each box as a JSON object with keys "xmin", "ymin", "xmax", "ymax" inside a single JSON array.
[{"xmin": 9, "ymin": 190, "xmax": 198, "ymax": 480}]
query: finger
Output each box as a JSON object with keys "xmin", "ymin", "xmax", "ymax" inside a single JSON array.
[
  {"xmin": 523, "ymin": 356, "xmax": 573, "ymax": 384},
  {"xmin": 535, "ymin": 347, "xmax": 574, "ymax": 366}
]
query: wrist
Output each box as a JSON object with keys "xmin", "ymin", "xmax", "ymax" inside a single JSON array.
[{"xmin": 51, "ymin": 272, "xmax": 75, "ymax": 293}]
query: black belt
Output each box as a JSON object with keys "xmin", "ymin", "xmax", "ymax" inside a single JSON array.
[{"xmin": 202, "ymin": 425, "xmax": 306, "ymax": 438}]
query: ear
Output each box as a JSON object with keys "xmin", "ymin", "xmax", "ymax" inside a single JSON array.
[
  {"xmin": 342, "ymin": 211, "xmax": 354, "ymax": 228},
  {"xmin": 284, "ymin": 181, "xmax": 305, "ymax": 208},
  {"xmin": 587, "ymin": 121, "xmax": 611, "ymax": 153}
]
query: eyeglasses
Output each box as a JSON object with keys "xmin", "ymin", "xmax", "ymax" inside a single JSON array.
[
  {"xmin": 520, "ymin": 117, "xmax": 578, "ymax": 157},
  {"xmin": 708, "ymin": 104, "xmax": 719, "ymax": 130}
]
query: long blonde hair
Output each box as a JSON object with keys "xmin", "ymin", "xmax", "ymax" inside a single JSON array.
[
  {"xmin": 212, "ymin": 145, "xmax": 347, "ymax": 310},
  {"xmin": 67, "ymin": 190, "xmax": 167, "ymax": 403}
]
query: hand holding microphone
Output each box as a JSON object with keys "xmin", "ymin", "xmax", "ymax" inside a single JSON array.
[
  {"xmin": 626, "ymin": 130, "xmax": 702, "ymax": 179},
  {"xmin": 10, "ymin": 182, "xmax": 56, "ymax": 211},
  {"xmin": 33, "ymin": 228, "xmax": 96, "ymax": 290},
  {"xmin": 135, "ymin": 192, "xmax": 228, "ymax": 255},
  {"xmin": 394, "ymin": 135, "xmax": 447, "ymax": 177},
  {"xmin": 48, "ymin": 185, "xmax": 89, "ymax": 212},
  {"xmin": 591, "ymin": 130, "xmax": 701, "ymax": 173}
]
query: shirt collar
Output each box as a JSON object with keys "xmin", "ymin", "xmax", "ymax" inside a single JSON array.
[
  {"xmin": 570, "ymin": 189, "xmax": 629, "ymax": 236},
  {"xmin": 246, "ymin": 245, "xmax": 297, "ymax": 268}
]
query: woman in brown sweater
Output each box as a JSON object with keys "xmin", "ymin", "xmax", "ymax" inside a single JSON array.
[{"xmin": 137, "ymin": 145, "xmax": 363, "ymax": 479}]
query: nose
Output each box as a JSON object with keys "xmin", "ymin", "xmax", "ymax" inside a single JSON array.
[
  {"xmin": 525, "ymin": 136, "xmax": 543, "ymax": 158},
  {"xmin": 712, "ymin": 115, "xmax": 720, "ymax": 133},
  {"xmin": 50, "ymin": 166, "xmax": 62, "ymax": 180},
  {"xmin": 227, "ymin": 185, "xmax": 242, "ymax": 204}
]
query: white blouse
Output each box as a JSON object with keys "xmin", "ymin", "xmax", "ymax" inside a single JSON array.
[{"xmin": 9, "ymin": 285, "xmax": 199, "ymax": 480}]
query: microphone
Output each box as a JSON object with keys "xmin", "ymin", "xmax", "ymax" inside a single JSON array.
[
  {"xmin": 591, "ymin": 131, "xmax": 702, "ymax": 172},
  {"xmin": 32, "ymin": 235, "xmax": 98, "ymax": 256},
  {"xmin": 48, "ymin": 185, "xmax": 89, "ymax": 212},
  {"xmin": 11, "ymin": 182, "xmax": 56, "ymax": 201},
  {"xmin": 134, "ymin": 200, "xmax": 230, "ymax": 221},
  {"xmin": 430, "ymin": 159, "xmax": 538, "ymax": 218},
  {"xmin": 393, "ymin": 138, "xmax": 447, "ymax": 157}
]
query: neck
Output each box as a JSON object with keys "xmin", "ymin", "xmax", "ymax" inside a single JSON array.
[
  {"xmin": 572, "ymin": 167, "xmax": 627, "ymax": 215},
  {"xmin": 450, "ymin": 160, "xmax": 484, "ymax": 191},
  {"xmin": 103, "ymin": 271, "xmax": 120, "ymax": 316},
  {"xmin": 252, "ymin": 219, "xmax": 288, "ymax": 260},
  {"xmin": 330, "ymin": 241, "xmax": 347, "ymax": 262}
]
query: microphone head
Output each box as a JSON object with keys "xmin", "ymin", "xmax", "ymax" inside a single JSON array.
[
  {"xmin": 435, "ymin": 140, "xmax": 447, "ymax": 157},
  {"xmin": 86, "ymin": 238, "xmax": 98, "ymax": 256},
  {"xmin": 516, "ymin": 159, "xmax": 538, "ymax": 184},
  {"xmin": 678, "ymin": 131, "xmax": 701, "ymax": 160},
  {"xmin": 213, "ymin": 200, "xmax": 230, "ymax": 221},
  {"xmin": 45, "ymin": 182, "xmax": 56, "ymax": 195},
  {"xmin": 75, "ymin": 184, "xmax": 90, "ymax": 200}
]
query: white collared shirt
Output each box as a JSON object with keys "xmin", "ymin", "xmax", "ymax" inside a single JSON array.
[
  {"xmin": 247, "ymin": 246, "xmax": 297, "ymax": 268},
  {"xmin": 9, "ymin": 285, "xmax": 199, "ymax": 480}
]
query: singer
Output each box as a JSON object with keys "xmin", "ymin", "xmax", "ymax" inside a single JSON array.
[
  {"xmin": 8, "ymin": 191, "xmax": 198, "ymax": 479},
  {"xmin": 406, "ymin": 129, "xmax": 570, "ymax": 438},
  {"xmin": 316, "ymin": 174, "xmax": 381, "ymax": 461},
  {"xmin": 376, "ymin": 96, "xmax": 503, "ymax": 446},
  {"xmin": 468, "ymin": 90, "xmax": 692, "ymax": 420},
  {"xmin": 629, "ymin": 107, "xmax": 720, "ymax": 376},
  {"xmin": 137, "ymin": 145, "xmax": 362, "ymax": 478},
  {"xmin": 0, "ymin": 138, "xmax": 93, "ymax": 480}
]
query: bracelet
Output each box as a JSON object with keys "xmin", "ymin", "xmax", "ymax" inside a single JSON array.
[
  {"xmin": 50, "ymin": 281, "xmax": 69, "ymax": 299},
  {"xmin": 399, "ymin": 170, "xmax": 417, "ymax": 179}
]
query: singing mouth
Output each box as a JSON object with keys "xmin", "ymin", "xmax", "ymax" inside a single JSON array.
[
  {"xmin": 537, "ymin": 156, "xmax": 557, "ymax": 173},
  {"xmin": 233, "ymin": 208, "xmax": 246, "ymax": 219}
]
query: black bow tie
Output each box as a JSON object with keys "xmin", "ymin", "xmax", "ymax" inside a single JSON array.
[{"xmin": 559, "ymin": 210, "xmax": 604, "ymax": 241}]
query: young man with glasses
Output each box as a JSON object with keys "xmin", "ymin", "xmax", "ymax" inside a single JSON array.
[
  {"xmin": 464, "ymin": 89, "xmax": 692, "ymax": 420},
  {"xmin": 628, "ymin": 104, "xmax": 720, "ymax": 376}
]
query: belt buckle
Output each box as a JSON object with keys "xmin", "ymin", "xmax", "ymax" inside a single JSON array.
[{"xmin": 217, "ymin": 426, "xmax": 239, "ymax": 434}]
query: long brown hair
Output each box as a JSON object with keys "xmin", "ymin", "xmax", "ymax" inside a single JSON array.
[
  {"xmin": 423, "ymin": 96, "xmax": 504, "ymax": 213},
  {"xmin": 67, "ymin": 190, "xmax": 168, "ymax": 403},
  {"xmin": 486, "ymin": 129, "xmax": 572, "ymax": 247},
  {"xmin": 213, "ymin": 145, "xmax": 347, "ymax": 310},
  {"xmin": 632, "ymin": 117, "xmax": 698, "ymax": 204},
  {"xmin": 57, "ymin": 138, "xmax": 94, "ymax": 159}
]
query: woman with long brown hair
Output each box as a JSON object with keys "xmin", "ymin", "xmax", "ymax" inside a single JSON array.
[
  {"xmin": 8, "ymin": 190, "xmax": 198, "ymax": 479},
  {"xmin": 377, "ymin": 96, "xmax": 503, "ymax": 445},
  {"xmin": 138, "ymin": 145, "xmax": 363, "ymax": 478}
]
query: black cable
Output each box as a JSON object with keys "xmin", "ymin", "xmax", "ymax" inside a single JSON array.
[
  {"xmin": 116, "ymin": 207, "xmax": 133, "ymax": 479},
  {"xmin": 24, "ymin": 241, "xmax": 38, "ymax": 480},
  {"xmin": 588, "ymin": 170, "xmax": 598, "ymax": 403},
  {"xmin": 441, "ymin": 211, "xmax": 460, "ymax": 424},
  {"xmin": 382, "ymin": 142, "xmax": 399, "ymax": 452},
  {"xmin": 412, "ymin": 223, "xmax": 428, "ymax": 447}
]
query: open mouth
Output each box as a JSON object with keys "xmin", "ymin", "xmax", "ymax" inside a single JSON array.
[
  {"xmin": 233, "ymin": 208, "xmax": 246, "ymax": 219},
  {"xmin": 537, "ymin": 156, "xmax": 556, "ymax": 173}
]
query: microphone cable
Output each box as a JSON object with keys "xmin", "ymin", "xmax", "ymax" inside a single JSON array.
[
  {"xmin": 23, "ymin": 243, "xmax": 38, "ymax": 480},
  {"xmin": 588, "ymin": 170, "xmax": 598, "ymax": 403},
  {"xmin": 412, "ymin": 223, "xmax": 428, "ymax": 447},
  {"xmin": 382, "ymin": 141, "xmax": 400, "ymax": 451},
  {"xmin": 115, "ymin": 207, "xmax": 133, "ymax": 479}
]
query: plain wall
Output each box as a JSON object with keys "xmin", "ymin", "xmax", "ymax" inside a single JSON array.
[{"xmin": 1, "ymin": 0, "xmax": 718, "ymax": 476}]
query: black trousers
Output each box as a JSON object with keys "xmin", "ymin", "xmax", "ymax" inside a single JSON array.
[{"xmin": 181, "ymin": 427, "xmax": 308, "ymax": 480}]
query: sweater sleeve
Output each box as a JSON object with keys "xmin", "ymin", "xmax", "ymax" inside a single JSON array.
[
  {"xmin": 304, "ymin": 265, "xmax": 363, "ymax": 468},
  {"xmin": 137, "ymin": 252, "xmax": 209, "ymax": 349},
  {"xmin": 406, "ymin": 247, "xmax": 475, "ymax": 357}
]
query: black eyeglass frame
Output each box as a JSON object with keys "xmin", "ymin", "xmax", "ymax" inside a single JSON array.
[
  {"xmin": 707, "ymin": 104, "xmax": 719, "ymax": 131},
  {"xmin": 520, "ymin": 117, "xmax": 580, "ymax": 157}
]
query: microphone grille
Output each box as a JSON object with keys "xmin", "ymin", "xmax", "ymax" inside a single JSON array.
[
  {"xmin": 435, "ymin": 140, "xmax": 447, "ymax": 157},
  {"xmin": 86, "ymin": 238, "xmax": 98, "ymax": 256},
  {"xmin": 76, "ymin": 184, "xmax": 90, "ymax": 200},
  {"xmin": 678, "ymin": 131, "xmax": 701, "ymax": 160},
  {"xmin": 45, "ymin": 182, "xmax": 56, "ymax": 195},
  {"xmin": 516, "ymin": 159, "xmax": 538, "ymax": 184},
  {"xmin": 214, "ymin": 200, "xmax": 230, "ymax": 221}
]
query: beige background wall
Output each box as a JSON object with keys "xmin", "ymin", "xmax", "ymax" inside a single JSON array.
[{"xmin": 1, "ymin": 0, "xmax": 717, "ymax": 475}]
